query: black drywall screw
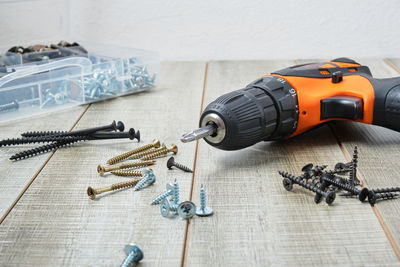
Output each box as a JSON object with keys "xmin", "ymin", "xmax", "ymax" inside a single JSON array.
[
  {"xmin": 166, "ymin": 157, "xmax": 193, "ymax": 173},
  {"xmin": 9, "ymin": 138, "xmax": 84, "ymax": 161},
  {"xmin": 370, "ymin": 187, "xmax": 400, "ymax": 194},
  {"xmin": 21, "ymin": 130, "xmax": 69, "ymax": 137},
  {"xmin": 349, "ymin": 146, "xmax": 358, "ymax": 186},
  {"xmin": 0, "ymin": 100, "xmax": 19, "ymax": 112},
  {"xmin": 314, "ymin": 180, "xmax": 330, "ymax": 204},
  {"xmin": 278, "ymin": 171, "xmax": 336, "ymax": 205},
  {"xmin": 20, "ymin": 120, "xmax": 125, "ymax": 137},
  {"xmin": 320, "ymin": 173, "xmax": 368, "ymax": 202},
  {"xmin": 89, "ymin": 128, "xmax": 140, "ymax": 141},
  {"xmin": 368, "ymin": 191, "xmax": 398, "ymax": 205},
  {"xmin": 0, "ymin": 135, "xmax": 89, "ymax": 147}
]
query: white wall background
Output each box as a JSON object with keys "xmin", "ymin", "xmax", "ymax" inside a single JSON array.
[{"xmin": 1, "ymin": 0, "xmax": 400, "ymax": 60}]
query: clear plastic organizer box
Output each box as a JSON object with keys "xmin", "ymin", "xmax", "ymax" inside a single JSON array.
[{"xmin": 0, "ymin": 44, "xmax": 159, "ymax": 122}]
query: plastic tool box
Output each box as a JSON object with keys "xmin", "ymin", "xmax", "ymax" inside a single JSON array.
[{"xmin": 0, "ymin": 44, "xmax": 159, "ymax": 122}]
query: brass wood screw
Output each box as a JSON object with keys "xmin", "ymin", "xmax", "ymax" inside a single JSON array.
[
  {"xmin": 127, "ymin": 144, "xmax": 166, "ymax": 160},
  {"xmin": 97, "ymin": 160, "xmax": 155, "ymax": 176},
  {"xmin": 87, "ymin": 177, "xmax": 142, "ymax": 199},
  {"xmin": 106, "ymin": 139, "xmax": 161, "ymax": 164},
  {"xmin": 111, "ymin": 170, "xmax": 143, "ymax": 177},
  {"xmin": 141, "ymin": 144, "xmax": 178, "ymax": 161}
]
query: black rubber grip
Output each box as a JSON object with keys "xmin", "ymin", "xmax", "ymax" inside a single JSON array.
[
  {"xmin": 370, "ymin": 77, "xmax": 400, "ymax": 132},
  {"xmin": 200, "ymin": 75, "xmax": 298, "ymax": 150}
]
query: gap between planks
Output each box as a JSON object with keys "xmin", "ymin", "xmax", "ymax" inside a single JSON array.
[
  {"xmin": 0, "ymin": 104, "xmax": 92, "ymax": 225},
  {"xmin": 181, "ymin": 62, "xmax": 209, "ymax": 267}
]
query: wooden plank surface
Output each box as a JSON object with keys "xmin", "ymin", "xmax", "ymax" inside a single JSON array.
[
  {"xmin": 0, "ymin": 62, "xmax": 206, "ymax": 266},
  {"xmin": 0, "ymin": 106, "xmax": 87, "ymax": 220},
  {"xmin": 184, "ymin": 60, "xmax": 399, "ymax": 266},
  {"xmin": 1, "ymin": 60, "xmax": 400, "ymax": 266},
  {"xmin": 329, "ymin": 58, "xmax": 400, "ymax": 256}
]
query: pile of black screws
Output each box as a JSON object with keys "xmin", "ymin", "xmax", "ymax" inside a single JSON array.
[
  {"xmin": 278, "ymin": 146, "xmax": 400, "ymax": 206},
  {"xmin": 0, "ymin": 120, "xmax": 140, "ymax": 161}
]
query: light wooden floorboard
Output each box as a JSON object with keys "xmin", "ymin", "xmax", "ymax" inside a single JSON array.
[
  {"xmin": 184, "ymin": 60, "xmax": 399, "ymax": 266},
  {"xmin": 0, "ymin": 62, "xmax": 206, "ymax": 266},
  {"xmin": 0, "ymin": 106, "xmax": 87, "ymax": 220}
]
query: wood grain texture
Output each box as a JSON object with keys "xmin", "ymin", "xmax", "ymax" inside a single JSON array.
[
  {"xmin": 0, "ymin": 62, "xmax": 206, "ymax": 266},
  {"xmin": 0, "ymin": 106, "xmax": 87, "ymax": 219},
  {"xmin": 328, "ymin": 58, "xmax": 400, "ymax": 255},
  {"xmin": 184, "ymin": 60, "xmax": 399, "ymax": 266}
]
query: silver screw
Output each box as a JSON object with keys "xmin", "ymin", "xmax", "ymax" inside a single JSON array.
[
  {"xmin": 133, "ymin": 168, "xmax": 156, "ymax": 191},
  {"xmin": 160, "ymin": 198, "xmax": 177, "ymax": 218},
  {"xmin": 151, "ymin": 183, "xmax": 174, "ymax": 205},
  {"xmin": 121, "ymin": 243, "xmax": 143, "ymax": 266},
  {"xmin": 173, "ymin": 179, "xmax": 179, "ymax": 206},
  {"xmin": 196, "ymin": 184, "xmax": 213, "ymax": 216},
  {"xmin": 177, "ymin": 201, "xmax": 196, "ymax": 219}
]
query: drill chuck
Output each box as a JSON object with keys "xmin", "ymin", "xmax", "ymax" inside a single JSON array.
[{"xmin": 183, "ymin": 75, "xmax": 299, "ymax": 150}]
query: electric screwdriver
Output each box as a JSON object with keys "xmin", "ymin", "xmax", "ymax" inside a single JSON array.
[{"xmin": 181, "ymin": 58, "xmax": 400, "ymax": 150}]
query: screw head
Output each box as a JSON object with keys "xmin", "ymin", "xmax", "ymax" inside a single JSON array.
[
  {"xmin": 87, "ymin": 187, "xmax": 96, "ymax": 200},
  {"xmin": 325, "ymin": 191, "xmax": 336, "ymax": 205},
  {"xmin": 97, "ymin": 165, "xmax": 105, "ymax": 176},
  {"xmin": 160, "ymin": 199, "xmax": 176, "ymax": 218},
  {"xmin": 166, "ymin": 182, "xmax": 174, "ymax": 191},
  {"xmin": 153, "ymin": 139, "xmax": 161, "ymax": 148},
  {"xmin": 170, "ymin": 144, "xmax": 178, "ymax": 154},
  {"xmin": 124, "ymin": 243, "xmax": 144, "ymax": 262},
  {"xmin": 116, "ymin": 121, "xmax": 125, "ymax": 132},
  {"xmin": 196, "ymin": 206, "xmax": 213, "ymax": 217},
  {"xmin": 167, "ymin": 157, "xmax": 175, "ymax": 169},
  {"xmin": 301, "ymin": 163, "xmax": 313, "ymax": 173},
  {"xmin": 282, "ymin": 178, "xmax": 293, "ymax": 191},
  {"xmin": 368, "ymin": 191, "xmax": 377, "ymax": 205},
  {"xmin": 359, "ymin": 188, "xmax": 369, "ymax": 202},
  {"xmin": 177, "ymin": 201, "xmax": 196, "ymax": 219}
]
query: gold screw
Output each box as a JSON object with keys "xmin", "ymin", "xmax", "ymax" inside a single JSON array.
[
  {"xmin": 141, "ymin": 144, "xmax": 178, "ymax": 161},
  {"xmin": 87, "ymin": 177, "xmax": 142, "ymax": 200},
  {"xmin": 97, "ymin": 160, "xmax": 155, "ymax": 176},
  {"xmin": 127, "ymin": 144, "xmax": 166, "ymax": 160},
  {"xmin": 106, "ymin": 139, "xmax": 161, "ymax": 165},
  {"xmin": 111, "ymin": 170, "xmax": 142, "ymax": 177}
]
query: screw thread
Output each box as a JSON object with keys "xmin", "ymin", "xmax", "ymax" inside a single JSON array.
[
  {"xmin": 349, "ymin": 146, "xmax": 358, "ymax": 184},
  {"xmin": 140, "ymin": 148, "xmax": 169, "ymax": 160},
  {"xmin": 20, "ymin": 130, "xmax": 69, "ymax": 137},
  {"xmin": 200, "ymin": 185, "xmax": 206, "ymax": 210},
  {"xmin": 127, "ymin": 145, "xmax": 166, "ymax": 160},
  {"xmin": 173, "ymin": 180, "xmax": 180, "ymax": 205},
  {"xmin": 174, "ymin": 162, "xmax": 193, "ymax": 173},
  {"xmin": 9, "ymin": 138, "xmax": 84, "ymax": 160},
  {"xmin": 111, "ymin": 170, "xmax": 142, "ymax": 177},
  {"xmin": 121, "ymin": 251, "xmax": 137, "ymax": 267},
  {"xmin": 107, "ymin": 143, "xmax": 158, "ymax": 164},
  {"xmin": 278, "ymin": 171, "xmax": 329, "ymax": 197},
  {"xmin": 0, "ymin": 135, "xmax": 88, "ymax": 147},
  {"xmin": 321, "ymin": 173, "xmax": 360, "ymax": 195},
  {"xmin": 151, "ymin": 190, "xmax": 173, "ymax": 205},
  {"xmin": 372, "ymin": 187, "xmax": 400, "ymax": 193},
  {"xmin": 111, "ymin": 178, "xmax": 142, "ymax": 190},
  {"xmin": 133, "ymin": 177, "xmax": 150, "ymax": 191},
  {"xmin": 375, "ymin": 192, "xmax": 398, "ymax": 200}
]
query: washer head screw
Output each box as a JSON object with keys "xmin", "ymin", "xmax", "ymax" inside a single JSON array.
[
  {"xmin": 121, "ymin": 243, "xmax": 143, "ymax": 266},
  {"xmin": 177, "ymin": 201, "xmax": 196, "ymax": 219},
  {"xmin": 196, "ymin": 184, "xmax": 213, "ymax": 216},
  {"xmin": 167, "ymin": 157, "xmax": 193, "ymax": 173},
  {"xmin": 133, "ymin": 168, "xmax": 156, "ymax": 191}
]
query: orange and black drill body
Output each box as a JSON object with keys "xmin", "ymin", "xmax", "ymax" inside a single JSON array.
[{"xmin": 198, "ymin": 58, "xmax": 400, "ymax": 150}]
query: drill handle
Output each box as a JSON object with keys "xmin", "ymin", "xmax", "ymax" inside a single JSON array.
[{"xmin": 372, "ymin": 77, "xmax": 400, "ymax": 132}]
